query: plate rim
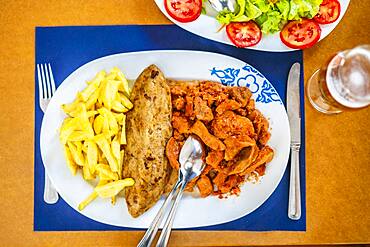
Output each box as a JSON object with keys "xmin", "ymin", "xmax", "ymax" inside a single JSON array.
[
  {"xmin": 40, "ymin": 50, "xmax": 291, "ymax": 228},
  {"xmin": 154, "ymin": 0, "xmax": 350, "ymax": 52}
]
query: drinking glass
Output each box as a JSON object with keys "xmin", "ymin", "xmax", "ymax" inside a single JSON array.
[{"xmin": 306, "ymin": 45, "xmax": 370, "ymax": 114}]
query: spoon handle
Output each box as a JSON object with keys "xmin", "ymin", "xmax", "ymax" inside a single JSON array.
[
  {"xmin": 155, "ymin": 180, "xmax": 188, "ymax": 247},
  {"xmin": 137, "ymin": 178, "xmax": 183, "ymax": 247}
]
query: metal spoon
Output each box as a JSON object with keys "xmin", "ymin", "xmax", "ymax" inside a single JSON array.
[
  {"xmin": 137, "ymin": 135, "xmax": 205, "ymax": 247},
  {"xmin": 208, "ymin": 0, "xmax": 237, "ymax": 12}
]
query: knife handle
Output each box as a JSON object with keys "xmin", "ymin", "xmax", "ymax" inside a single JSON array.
[{"xmin": 288, "ymin": 143, "xmax": 301, "ymax": 220}]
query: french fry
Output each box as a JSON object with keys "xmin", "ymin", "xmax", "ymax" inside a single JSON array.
[
  {"xmin": 67, "ymin": 141, "xmax": 85, "ymax": 166},
  {"xmin": 119, "ymin": 150, "xmax": 125, "ymax": 179},
  {"xmin": 83, "ymin": 164, "xmax": 94, "ymax": 180},
  {"xmin": 67, "ymin": 131, "xmax": 89, "ymax": 142},
  {"xmin": 113, "ymin": 113, "xmax": 124, "ymax": 125},
  {"xmin": 97, "ymin": 82, "xmax": 104, "ymax": 105},
  {"xmin": 60, "ymin": 118, "xmax": 79, "ymax": 144},
  {"xmin": 87, "ymin": 110, "xmax": 97, "ymax": 118},
  {"xmin": 112, "ymin": 67, "xmax": 130, "ymax": 95},
  {"xmin": 102, "ymin": 113, "xmax": 110, "ymax": 134},
  {"xmin": 78, "ymin": 180, "xmax": 107, "ymax": 211},
  {"xmin": 94, "ymin": 134, "xmax": 119, "ymax": 172},
  {"xmin": 63, "ymin": 145, "xmax": 77, "ymax": 175},
  {"xmin": 60, "ymin": 117, "xmax": 74, "ymax": 127},
  {"xmin": 79, "ymin": 73, "xmax": 103, "ymax": 101},
  {"xmin": 101, "ymin": 80, "xmax": 120, "ymax": 110},
  {"xmin": 82, "ymin": 142, "xmax": 88, "ymax": 154},
  {"xmin": 78, "ymin": 105, "xmax": 95, "ymax": 137},
  {"xmin": 86, "ymin": 141, "xmax": 98, "ymax": 174},
  {"xmin": 111, "ymin": 137, "xmax": 120, "ymax": 166},
  {"xmin": 105, "ymin": 70, "xmax": 117, "ymax": 80},
  {"xmin": 108, "ymin": 114, "xmax": 119, "ymax": 135},
  {"xmin": 98, "ymin": 107, "xmax": 119, "ymax": 135},
  {"xmin": 66, "ymin": 105, "xmax": 94, "ymax": 138},
  {"xmin": 61, "ymin": 99, "xmax": 81, "ymax": 115},
  {"xmin": 89, "ymin": 116, "xmax": 94, "ymax": 126},
  {"xmin": 67, "ymin": 104, "xmax": 85, "ymax": 118},
  {"xmin": 93, "ymin": 115, "xmax": 104, "ymax": 134},
  {"xmin": 120, "ymin": 114, "xmax": 127, "ymax": 145},
  {"xmin": 119, "ymin": 93, "xmax": 133, "ymax": 110},
  {"xmin": 75, "ymin": 141, "xmax": 83, "ymax": 155},
  {"xmin": 60, "ymin": 68, "xmax": 134, "ymax": 211},
  {"xmin": 97, "ymin": 151, "xmax": 106, "ymax": 164},
  {"xmin": 94, "ymin": 179, "xmax": 135, "ymax": 198},
  {"xmin": 96, "ymin": 164, "xmax": 118, "ymax": 181},
  {"xmin": 78, "ymin": 191, "xmax": 97, "ymax": 211},
  {"xmin": 86, "ymin": 88, "xmax": 100, "ymax": 109},
  {"xmin": 86, "ymin": 70, "xmax": 106, "ymax": 85},
  {"xmin": 112, "ymin": 100, "xmax": 129, "ymax": 113}
]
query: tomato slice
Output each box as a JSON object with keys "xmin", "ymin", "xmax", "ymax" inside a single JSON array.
[
  {"xmin": 226, "ymin": 22, "xmax": 262, "ymax": 48},
  {"xmin": 164, "ymin": 0, "xmax": 202, "ymax": 23},
  {"xmin": 314, "ymin": 0, "xmax": 341, "ymax": 24},
  {"xmin": 280, "ymin": 19, "xmax": 321, "ymax": 49}
]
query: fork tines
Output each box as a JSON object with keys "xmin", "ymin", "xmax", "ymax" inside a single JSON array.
[{"xmin": 37, "ymin": 63, "xmax": 56, "ymax": 99}]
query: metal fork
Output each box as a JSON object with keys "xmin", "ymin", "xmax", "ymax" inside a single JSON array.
[{"xmin": 37, "ymin": 63, "xmax": 59, "ymax": 204}]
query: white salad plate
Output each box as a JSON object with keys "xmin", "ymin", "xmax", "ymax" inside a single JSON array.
[
  {"xmin": 40, "ymin": 50, "xmax": 290, "ymax": 228},
  {"xmin": 154, "ymin": 0, "xmax": 350, "ymax": 52}
]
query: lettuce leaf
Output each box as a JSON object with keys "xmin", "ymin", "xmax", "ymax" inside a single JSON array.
[
  {"xmin": 276, "ymin": 0, "xmax": 290, "ymax": 20},
  {"xmin": 215, "ymin": 0, "xmax": 323, "ymax": 33},
  {"xmin": 288, "ymin": 0, "xmax": 323, "ymax": 20},
  {"xmin": 216, "ymin": 0, "xmax": 250, "ymax": 24},
  {"xmin": 256, "ymin": 10, "xmax": 282, "ymax": 33},
  {"xmin": 245, "ymin": 0, "xmax": 263, "ymax": 19},
  {"xmin": 305, "ymin": 0, "xmax": 323, "ymax": 18},
  {"xmin": 251, "ymin": 0, "xmax": 273, "ymax": 13}
]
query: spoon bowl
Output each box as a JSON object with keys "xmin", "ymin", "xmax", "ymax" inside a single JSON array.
[
  {"xmin": 179, "ymin": 135, "xmax": 206, "ymax": 181},
  {"xmin": 208, "ymin": 0, "xmax": 237, "ymax": 13}
]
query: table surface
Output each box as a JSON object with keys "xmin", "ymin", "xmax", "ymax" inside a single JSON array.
[{"xmin": 0, "ymin": 0, "xmax": 369, "ymax": 246}]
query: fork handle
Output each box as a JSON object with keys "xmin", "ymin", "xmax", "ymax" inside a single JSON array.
[
  {"xmin": 156, "ymin": 180, "xmax": 188, "ymax": 247},
  {"xmin": 43, "ymin": 172, "xmax": 59, "ymax": 204},
  {"xmin": 137, "ymin": 176, "xmax": 183, "ymax": 247},
  {"xmin": 288, "ymin": 143, "xmax": 301, "ymax": 220}
]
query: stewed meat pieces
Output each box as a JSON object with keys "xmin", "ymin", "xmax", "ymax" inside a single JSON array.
[
  {"xmin": 215, "ymin": 99, "xmax": 241, "ymax": 115},
  {"xmin": 196, "ymin": 176, "xmax": 213, "ymax": 197},
  {"xmin": 166, "ymin": 137, "xmax": 181, "ymax": 170},
  {"xmin": 172, "ymin": 96, "xmax": 185, "ymax": 110},
  {"xmin": 171, "ymin": 113, "xmax": 190, "ymax": 134},
  {"xmin": 165, "ymin": 80, "xmax": 273, "ymax": 198},
  {"xmin": 194, "ymin": 96, "xmax": 214, "ymax": 121},
  {"xmin": 248, "ymin": 109, "xmax": 271, "ymax": 145},
  {"xmin": 191, "ymin": 120, "xmax": 225, "ymax": 151},
  {"xmin": 206, "ymin": 150, "xmax": 224, "ymax": 169},
  {"xmin": 224, "ymin": 135, "xmax": 255, "ymax": 161},
  {"xmin": 240, "ymin": 146, "xmax": 274, "ymax": 176},
  {"xmin": 228, "ymin": 87, "xmax": 252, "ymax": 107},
  {"xmin": 212, "ymin": 111, "xmax": 255, "ymax": 139}
]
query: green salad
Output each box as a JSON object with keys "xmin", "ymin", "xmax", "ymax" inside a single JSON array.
[{"xmin": 216, "ymin": 0, "xmax": 323, "ymax": 34}]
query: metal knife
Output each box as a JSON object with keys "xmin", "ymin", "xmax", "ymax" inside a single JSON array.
[{"xmin": 287, "ymin": 62, "xmax": 301, "ymax": 220}]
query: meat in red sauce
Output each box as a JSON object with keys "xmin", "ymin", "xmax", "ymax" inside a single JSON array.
[{"xmin": 165, "ymin": 81, "xmax": 273, "ymax": 197}]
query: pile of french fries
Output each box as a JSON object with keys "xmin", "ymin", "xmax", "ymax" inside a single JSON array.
[{"xmin": 59, "ymin": 67, "xmax": 135, "ymax": 210}]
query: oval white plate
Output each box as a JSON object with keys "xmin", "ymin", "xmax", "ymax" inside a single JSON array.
[
  {"xmin": 40, "ymin": 50, "xmax": 290, "ymax": 228},
  {"xmin": 154, "ymin": 0, "xmax": 350, "ymax": 52}
]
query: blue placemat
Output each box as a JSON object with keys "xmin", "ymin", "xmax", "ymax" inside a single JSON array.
[{"xmin": 34, "ymin": 24, "xmax": 306, "ymax": 231}]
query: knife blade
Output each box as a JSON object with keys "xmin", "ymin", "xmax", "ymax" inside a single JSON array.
[
  {"xmin": 287, "ymin": 62, "xmax": 301, "ymax": 143},
  {"xmin": 287, "ymin": 62, "xmax": 301, "ymax": 220}
]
